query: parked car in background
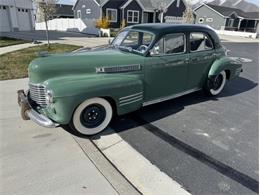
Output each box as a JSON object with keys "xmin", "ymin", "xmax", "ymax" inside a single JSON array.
[{"xmin": 18, "ymin": 24, "xmax": 243, "ymax": 135}]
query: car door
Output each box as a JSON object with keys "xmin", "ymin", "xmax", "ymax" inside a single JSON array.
[
  {"xmin": 144, "ymin": 33, "xmax": 189, "ymax": 101},
  {"xmin": 187, "ymin": 32, "xmax": 216, "ymax": 89}
]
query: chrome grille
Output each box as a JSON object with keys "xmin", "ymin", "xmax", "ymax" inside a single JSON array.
[{"xmin": 29, "ymin": 83, "xmax": 47, "ymax": 107}]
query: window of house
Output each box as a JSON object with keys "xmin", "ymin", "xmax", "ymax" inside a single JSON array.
[
  {"xmin": 3, "ymin": 6, "xmax": 6, "ymax": 9},
  {"xmin": 206, "ymin": 18, "xmax": 213, "ymax": 22},
  {"xmin": 190, "ymin": 33, "xmax": 213, "ymax": 52},
  {"xmin": 86, "ymin": 9, "xmax": 91, "ymax": 14},
  {"xmin": 22, "ymin": 9, "xmax": 24, "ymax": 12},
  {"xmin": 18, "ymin": 8, "xmax": 20, "ymax": 11},
  {"xmin": 228, "ymin": 19, "xmax": 234, "ymax": 27},
  {"xmin": 106, "ymin": 9, "xmax": 117, "ymax": 22},
  {"xmin": 198, "ymin": 18, "xmax": 204, "ymax": 23},
  {"xmin": 151, "ymin": 33, "xmax": 185, "ymax": 55},
  {"xmin": 127, "ymin": 10, "xmax": 139, "ymax": 23},
  {"xmin": 77, "ymin": 10, "xmax": 81, "ymax": 18},
  {"xmin": 82, "ymin": 5, "xmax": 86, "ymax": 8}
]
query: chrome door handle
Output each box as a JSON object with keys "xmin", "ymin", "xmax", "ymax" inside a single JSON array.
[{"xmin": 184, "ymin": 58, "xmax": 189, "ymax": 63}]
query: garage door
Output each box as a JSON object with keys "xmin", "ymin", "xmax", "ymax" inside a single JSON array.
[
  {"xmin": 17, "ymin": 8, "xmax": 31, "ymax": 31},
  {"xmin": 0, "ymin": 6, "xmax": 11, "ymax": 32}
]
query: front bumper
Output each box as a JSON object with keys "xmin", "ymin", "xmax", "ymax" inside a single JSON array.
[{"xmin": 17, "ymin": 90, "xmax": 59, "ymax": 128}]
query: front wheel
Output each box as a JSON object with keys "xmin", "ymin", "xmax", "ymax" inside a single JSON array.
[
  {"xmin": 205, "ymin": 71, "xmax": 226, "ymax": 96},
  {"xmin": 70, "ymin": 97, "xmax": 113, "ymax": 136}
]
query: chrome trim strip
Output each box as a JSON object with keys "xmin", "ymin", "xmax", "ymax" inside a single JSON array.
[
  {"xmin": 119, "ymin": 98, "xmax": 143, "ymax": 106},
  {"xmin": 119, "ymin": 95, "xmax": 143, "ymax": 103},
  {"xmin": 143, "ymin": 88, "xmax": 201, "ymax": 107},
  {"xmin": 119, "ymin": 92, "xmax": 143, "ymax": 100},
  {"xmin": 96, "ymin": 64, "xmax": 141, "ymax": 73}
]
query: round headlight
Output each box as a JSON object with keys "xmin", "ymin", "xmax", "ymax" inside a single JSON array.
[{"xmin": 46, "ymin": 90, "xmax": 54, "ymax": 105}]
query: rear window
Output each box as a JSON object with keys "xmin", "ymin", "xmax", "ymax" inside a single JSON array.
[{"xmin": 190, "ymin": 33, "xmax": 213, "ymax": 52}]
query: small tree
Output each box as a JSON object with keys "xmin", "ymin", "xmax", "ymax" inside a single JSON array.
[
  {"xmin": 155, "ymin": 2, "xmax": 168, "ymax": 23},
  {"xmin": 182, "ymin": 6, "xmax": 194, "ymax": 24},
  {"xmin": 35, "ymin": 0, "xmax": 57, "ymax": 48},
  {"xmin": 181, "ymin": 0, "xmax": 194, "ymax": 24},
  {"xmin": 95, "ymin": 17, "xmax": 110, "ymax": 29},
  {"xmin": 120, "ymin": 19, "xmax": 126, "ymax": 30}
]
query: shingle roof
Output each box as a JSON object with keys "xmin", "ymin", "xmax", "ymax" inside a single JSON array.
[
  {"xmin": 121, "ymin": 0, "xmax": 178, "ymax": 11},
  {"xmin": 207, "ymin": 4, "xmax": 259, "ymax": 19}
]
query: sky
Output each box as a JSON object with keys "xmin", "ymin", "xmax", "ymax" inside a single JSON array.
[{"xmin": 58, "ymin": 0, "xmax": 259, "ymax": 6}]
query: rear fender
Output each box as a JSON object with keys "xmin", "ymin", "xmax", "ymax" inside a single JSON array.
[{"xmin": 208, "ymin": 57, "xmax": 242, "ymax": 80}]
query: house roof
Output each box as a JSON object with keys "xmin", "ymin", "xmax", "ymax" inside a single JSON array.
[
  {"xmin": 206, "ymin": 4, "xmax": 259, "ymax": 19},
  {"xmin": 54, "ymin": 4, "xmax": 73, "ymax": 16},
  {"xmin": 121, "ymin": 0, "xmax": 184, "ymax": 12},
  {"xmin": 73, "ymin": 0, "xmax": 107, "ymax": 10}
]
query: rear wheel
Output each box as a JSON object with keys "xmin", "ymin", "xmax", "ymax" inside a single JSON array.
[
  {"xmin": 71, "ymin": 97, "xmax": 112, "ymax": 135},
  {"xmin": 205, "ymin": 71, "xmax": 226, "ymax": 96}
]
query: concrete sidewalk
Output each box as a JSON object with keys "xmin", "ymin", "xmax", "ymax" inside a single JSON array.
[
  {"xmin": 0, "ymin": 42, "xmax": 45, "ymax": 55},
  {"xmin": 0, "ymin": 78, "xmax": 120, "ymax": 195},
  {"xmin": 0, "ymin": 37, "xmax": 110, "ymax": 55}
]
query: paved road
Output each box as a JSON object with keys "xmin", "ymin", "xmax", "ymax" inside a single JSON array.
[{"xmin": 109, "ymin": 42, "xmax": 258, "ymax": 195}]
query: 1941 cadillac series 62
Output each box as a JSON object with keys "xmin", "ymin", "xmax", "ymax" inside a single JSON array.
[{"xmin": 18, "ymin": 24, "xmax": 243, "ymax": 135}]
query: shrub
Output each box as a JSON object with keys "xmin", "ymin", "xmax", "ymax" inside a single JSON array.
[
  {"xmin": 95, "ymin": 17, "xmax": 110, "ymax": 29},
  {"xmin": 120, "ymin": 19, "xmax": 126, "ymax": 30}
]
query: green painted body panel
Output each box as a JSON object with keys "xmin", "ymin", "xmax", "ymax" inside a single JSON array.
[
  {"xmin": 41, "ymin": 74, "xmax": 143, "ymax": 124},
  {"xmin": 208, "ymin": 56, "xmax": 242, "ymax": 79},
  {"xmin": 26, "ymin": 24, "xmax": 242, "ymax": 125}
]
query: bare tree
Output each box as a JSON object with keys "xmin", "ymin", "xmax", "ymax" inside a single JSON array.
[
  {"xmin": 34, "ymin": 0, "xmax": 58, "ymax": 48},
  {"xmin": 152, "ymin": 1, "xmax": 168, "ymax": 23},
  {"xmin": 182, "ymin": 6, "xmax": 194, "ymax": 24},
  {"xmin": 158, "ymin": 2, "xmax": 168, "ymax": 23}
]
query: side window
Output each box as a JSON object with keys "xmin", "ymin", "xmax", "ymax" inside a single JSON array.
[
  {"xmin": 150, "ymin": 33, "xmax": 185, "ymax": 56},
  {"xmin": 190, "ymin": 33, "xmax": 213, "ymax": 52}
]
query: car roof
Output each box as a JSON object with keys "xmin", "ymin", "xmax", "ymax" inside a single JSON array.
[{"xmin": 125, "ymin": 24, "xmax": 221, "ymax": 48}]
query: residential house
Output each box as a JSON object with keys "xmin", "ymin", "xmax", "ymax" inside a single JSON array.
[
  {"xmin": 53, "ymin": 4, "xmax": 74, "ymax": 19},
  {"xmin": 73, "ymin": 0, "xmax": 188, "ymax": 28},
  {"xmin": 0, "ymin": 0, "xmax": 35, "ymax": 32},
  {"xmin": 73, "ymin": 0, "xmax": 106, "ymax": 20},
  {"xmin": 194, "ymin": 3, "xmax": 259, "ymax": 33}
]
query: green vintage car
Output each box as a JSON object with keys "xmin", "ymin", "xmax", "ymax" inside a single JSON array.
[{"xmin": 18, "ymin": 24, "xmax": 243, "ymax": 135}]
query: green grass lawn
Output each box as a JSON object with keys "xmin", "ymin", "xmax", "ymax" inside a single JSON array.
[
  {"xmin": 0, "ymin": 43, "xmax": 81, "ymax": 80},
  {"xmin": 0, "ymin": 37, "xmax": 30, "ymax": 47}
]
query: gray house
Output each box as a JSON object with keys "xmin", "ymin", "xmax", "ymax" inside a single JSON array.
[
  {"xmin": 73, "ymin": 0, "xmax": 188, "ymax": 28},
  {"xmin": 73, "ymin": 0, "xmax": 106, "ymax": 20},
  {"xmin": 194, "ymin": 3, "xmax": 259, "ymax": 33}
]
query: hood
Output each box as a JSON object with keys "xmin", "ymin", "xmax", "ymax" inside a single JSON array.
[{"xmin": 28, "ymin": 48, "xmax": 144, "ymax": 83}]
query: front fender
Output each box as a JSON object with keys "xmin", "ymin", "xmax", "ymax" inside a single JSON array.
[
  {"xmin": 43, "ymin": 74, "xmax": 144, "ymax": 124},
  {"xmin": 208, "ymin": 57, "xmax": 242, "ymax": 80}
]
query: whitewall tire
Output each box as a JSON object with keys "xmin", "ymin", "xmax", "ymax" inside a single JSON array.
[
  {"xmin": 208, "ymin": 71, "xmax": 226, "ymax": 96},
  {"xmin": 72, "ymin": 97, "xmax": 113, "ymax": 135}
]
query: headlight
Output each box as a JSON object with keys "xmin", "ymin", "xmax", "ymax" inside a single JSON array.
[{"xmin": 45, "ymin": 90, "xmax": 54, "ymax": 105}]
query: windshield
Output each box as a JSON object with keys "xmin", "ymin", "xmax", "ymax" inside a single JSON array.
[{"xmin": 111, "ymin": 30, "xmax": 154, "ymax": 54}]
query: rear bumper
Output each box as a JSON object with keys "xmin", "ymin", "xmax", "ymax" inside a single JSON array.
[{"xmin": 17, "ymin": 90, "xmax": 59, "ymax": 128}]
